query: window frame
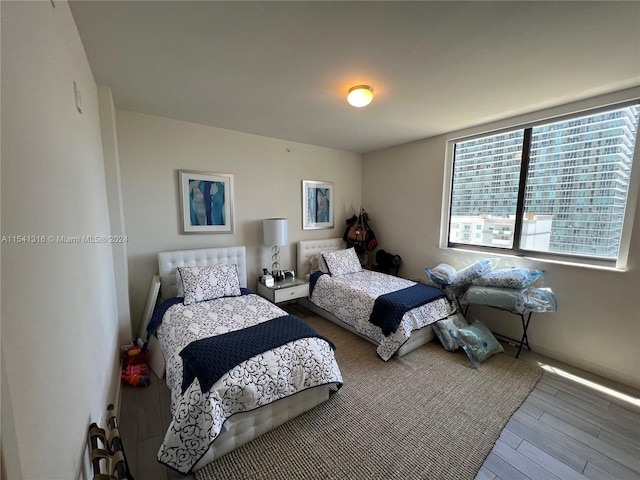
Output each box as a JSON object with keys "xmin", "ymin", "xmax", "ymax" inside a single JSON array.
[{"xmin": 440, "ymin": 98, "xmax": 640, "ymax": 271}]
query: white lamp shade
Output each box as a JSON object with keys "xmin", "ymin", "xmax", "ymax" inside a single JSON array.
[{"xmin": 263, "ymin": 218, "xmax": 288, "ymax": 246}]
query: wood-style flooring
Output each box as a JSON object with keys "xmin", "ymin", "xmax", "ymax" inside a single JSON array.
[
  {"xmin": 478, "ymin": 348, "xmax": 640, "ymax": 480},
  {"xmin": 118, "ymin": 330, "xmax": 640, "ymax": 480},
  {"xmin": 119, "ymin": 369, "xmax": 190, "ymax": 480}
]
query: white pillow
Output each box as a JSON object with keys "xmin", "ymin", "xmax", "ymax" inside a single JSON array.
[
  {"xmin": 322, "ymin": 248, "xmax": 362, "ymax": 276},
  {"xmin": 177, "ymin": 264, "xmax": 241, "ymax": 305}
]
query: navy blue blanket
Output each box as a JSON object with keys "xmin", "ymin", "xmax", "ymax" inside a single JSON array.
[
  {"xmin": 179, "ymin": 314, "xmax": 336, "ymax": 394},
  {"xmin": 370, "ymin": 283, "xmax": 445, "ymax": 336},
  {"xmin": 309, "ymin": 271, "xmax": 326, "ymax": 297},
  {"xmin": 147, "ymin": 297, "xmax": 184, "ymax": 337}
]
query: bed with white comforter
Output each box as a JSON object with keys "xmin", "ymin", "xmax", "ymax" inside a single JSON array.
[
  {"xmin": 310, "ymin": 269, "xmax": 454, "ymax": 360},
  {"xmin": 298, "ymin": 239, "xmax": 456, "ymax": 360},
  {"xmin": 149, "ymin": 246, "xmax": 343, "ymax": 474}
]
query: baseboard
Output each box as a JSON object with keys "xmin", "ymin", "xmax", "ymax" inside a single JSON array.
[
  {"xmin": 114, "ymin": 357, "xmax": 123, "ymax": 416},
  {"xmin": 531, "ymin": 344, "xmax": 640, "ymax": 393}
]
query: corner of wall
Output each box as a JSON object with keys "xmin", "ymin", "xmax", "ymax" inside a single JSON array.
[{"xmin": 98, "ymin": 85, "xmax": 133, "ymax": 346}]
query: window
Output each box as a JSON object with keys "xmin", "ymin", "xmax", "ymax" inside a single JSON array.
[{"xmin": 447, "ymin": 103, "xmax": 639, "ymax": 267}]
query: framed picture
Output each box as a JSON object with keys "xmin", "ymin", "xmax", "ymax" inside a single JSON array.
[
  {"xmin": 179, "ymin": 170, "xmax": 234, "ymax": 233},
  {"xmin": 302, "ymin": 180, "xmax": 334, "ymax": 230}
]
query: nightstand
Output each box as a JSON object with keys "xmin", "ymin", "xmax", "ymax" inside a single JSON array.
[{"xmin": 256, "ymin": 277, "xmax": 309, "ymax": 304}]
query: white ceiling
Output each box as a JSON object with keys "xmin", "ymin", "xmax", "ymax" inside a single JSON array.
[{"xmin": 69, "ymin": 1, "xmax": 640, "ymax": 154}]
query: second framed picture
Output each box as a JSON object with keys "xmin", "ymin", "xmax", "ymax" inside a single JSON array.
[{"xmin": 302, "ymin": 180, "xmax": 334, "ymax": 230}]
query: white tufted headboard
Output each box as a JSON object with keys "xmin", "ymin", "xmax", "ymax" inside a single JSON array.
[
  {"xmin": 157, "ymin": 246, "xmax": 247, "ymax": 299},
  {"xmin": 297, "ymin": 238, "xmax": 346, "ymax": 279}
]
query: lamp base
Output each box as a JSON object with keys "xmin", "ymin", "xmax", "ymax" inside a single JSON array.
[{"xmin": 271, "ymin": 245, "xmax": 282, "ymax": 279}]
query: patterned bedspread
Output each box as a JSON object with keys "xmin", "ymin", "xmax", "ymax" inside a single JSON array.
[
  {"xmin": 155, "ymin": 293, "xmax": 343, "ymax": 474},
  {"xmin": 310, "ymin": 270, "xmax": 455, "ymax": 360}
]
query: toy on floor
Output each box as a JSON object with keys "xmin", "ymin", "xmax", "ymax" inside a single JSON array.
[
  {"xmin": 121, "ymin": 342, "xmax": 151, "ymax": 387},
  {"xmin": 121, "ymin": 364, "xmax": 150, "ymax": 387}
]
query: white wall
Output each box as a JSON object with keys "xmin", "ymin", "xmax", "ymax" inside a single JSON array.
[
  {"xmin": 363, "ymin": 90, "xmax": 640, "ymax": 389},
  {"xmin": 98, "ymin": 86, "xmax": 133, "ymax": 347},
  {"xmin": 115, "ymin": 111, "xmax": 363, "ymax": 334},
  {"xmin": 1, "ymin": 2, "xmax": 121, "ymax": 478}
]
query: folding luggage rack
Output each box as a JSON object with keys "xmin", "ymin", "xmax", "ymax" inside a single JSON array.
[{"xmin": 458, "ymin": 299, "xmax": 534, "ymax": 359}]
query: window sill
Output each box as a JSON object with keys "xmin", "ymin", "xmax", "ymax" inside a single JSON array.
[{"xmin": 443, "ymin": 245, "xmax": 627, "ymax": 273}]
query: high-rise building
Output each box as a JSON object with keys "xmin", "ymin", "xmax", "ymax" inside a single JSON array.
[{"xmin": 450, "ymin": 105, "xmax": 639, "ymax": 259}]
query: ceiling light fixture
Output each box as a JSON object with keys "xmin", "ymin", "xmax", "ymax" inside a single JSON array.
[{"xmin": 347, "ymin": 85, "xmax": 373, "ymax": 107}]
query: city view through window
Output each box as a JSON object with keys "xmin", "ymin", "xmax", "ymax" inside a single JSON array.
[{"xmin": 449, "ymin": 105, "xmax": 639, "ymax": 260}]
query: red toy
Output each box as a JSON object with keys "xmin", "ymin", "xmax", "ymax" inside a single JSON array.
[{"xmin": 121, "ymin": 343, "xmax": 151, "ymax": 387}]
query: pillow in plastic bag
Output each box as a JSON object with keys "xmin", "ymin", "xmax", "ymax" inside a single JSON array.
[
  {"xmin": 425, "ymin": 263, "xmax": 456, "ymax": 286},
  {"xmin": 455, "ymin": 321, "xmax": 504, "ymax": 368},
  {"xmin": 523, "ymin": 287, "xmax": 558, "ymax": 312},
  {"xmin": 464, "ymin": 285, "xmax": 558, "ymax": 314},
  {"xmin": 465, "ymin": 286, "xmax": 526, "ymax": 312},
  {"xmin": 447, "ymin": 258, "xmax": 498, "ymax": 294},
  {"xmin": 432, "ymin": 312, "xmax": 468, "ymax": 352},
  {"xmin": 472, "ymin": 268, "xmax": 543, "ymax": 289}
]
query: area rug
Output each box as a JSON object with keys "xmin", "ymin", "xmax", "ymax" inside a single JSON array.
[{"xmin": 195, "ymin": 314, "xmax": 543, "ymax": 480}]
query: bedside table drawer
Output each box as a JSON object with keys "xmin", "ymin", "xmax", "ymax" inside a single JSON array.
[{"xmin": 273, "ymin": 284, "xmax": 309, "ymax": 303}]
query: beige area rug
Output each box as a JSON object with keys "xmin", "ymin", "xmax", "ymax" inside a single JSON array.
[{"xmin": 195, "ymin": 314, "xmax": 542, "ymax": 480}]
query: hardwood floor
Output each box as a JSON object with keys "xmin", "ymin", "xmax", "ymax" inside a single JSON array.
[
  {"xmin": 478, "ymin": 346, "xmax": 640, "ymax": 480},
  {"xmin": 119, "ymin": 369, "xmax": 193, "ymax": 480},
  {"xmin": 118, "ymin": 339, "xmax": 640, "ymax": 480}
]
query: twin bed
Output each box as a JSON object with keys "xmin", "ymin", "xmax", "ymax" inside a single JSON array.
[
  {"xmin": 147, "ymin": 246, "xmax": 342, "ymax": 474},
  {"xmin": 147, "ymin": 241, "xmax": 455, "ymax": 474},
  {"xmin": 297, "ymin": 238, "xmax": 456, "ymax": 360}
]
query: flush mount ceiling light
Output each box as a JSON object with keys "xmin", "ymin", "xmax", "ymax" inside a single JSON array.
[{"xmin": 347, "ymin": 85, "xmax": 373, "ymax": 107}]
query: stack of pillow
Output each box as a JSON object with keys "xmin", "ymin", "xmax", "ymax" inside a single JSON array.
[
  {"xmin": 463, "ymin": 267, "xmax": 557, "ymax": 314},
  {"xmin": 426, "ymin": 260, "xmax": 556, "ymax": 368},
  {"xmin": 425, "ymin": 260, "xmax": 556, "ymax": 314}
]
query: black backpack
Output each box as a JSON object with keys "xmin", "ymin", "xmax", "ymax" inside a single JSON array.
[{"xmin": 375, "ymin": 249, "xmax": 402, "ymax": 275}]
